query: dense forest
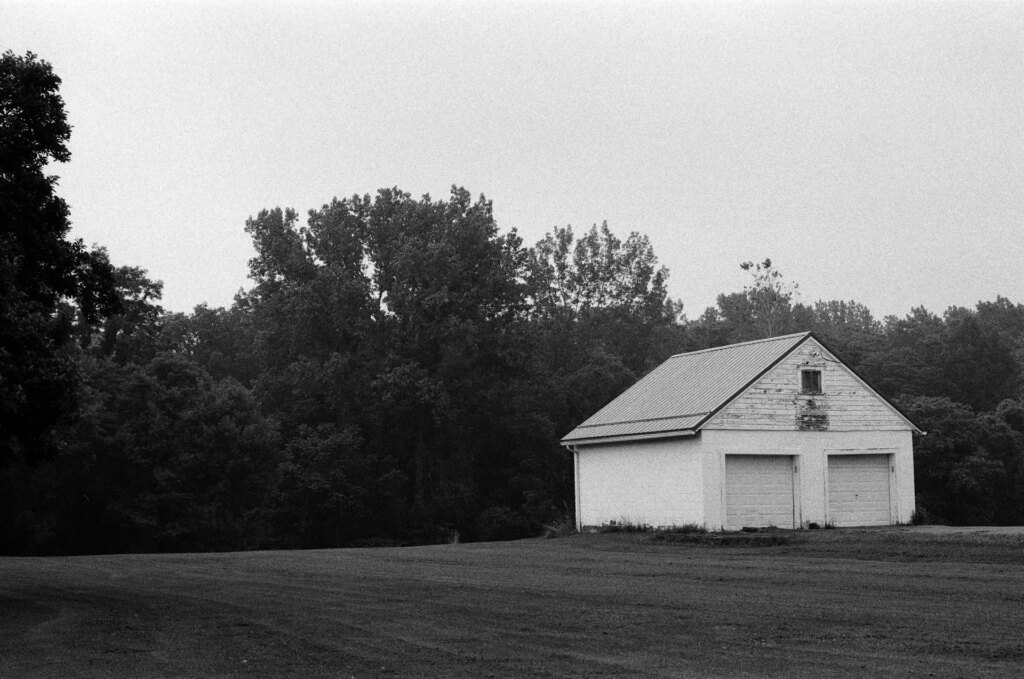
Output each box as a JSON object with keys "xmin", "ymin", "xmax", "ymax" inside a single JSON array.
[{"xmin": 5, "ymin": 52, "xmax": 1024, "ymax": 555}]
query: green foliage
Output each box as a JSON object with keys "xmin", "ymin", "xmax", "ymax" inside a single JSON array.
[
  {"xmin": 528, "ymin": 222, "xmax": 678, "ymax": 323},
  {"xmin": 1, "ymin": 51, "xmax": 120, "ymax": 465},
  {"xmin": 542, "ymin": 505, "xmax": 577, "ymax": 538},
  {"xmin": 846, "ymin": 304, "xmax": 1020, "ymax": 413},
  {"xmin": 232, "ymin": 187, "xmax": 557, "ymax": 546},
  {"xmin": 737, "ymin": 258, "xmax": 800, "ymax": 339},
  {"xmin": 898, "ymin": 395, "xmax": 1024, "ymax": 526},
  {"xmin": 660, "ymin": 523, "xmax": 708, "ymax": 534},
  {"xmin": 597, "ymin": 521, "xmax": 653, "ymax": 533},
  {"xmin": 475, "ymin": 506, "xmax": 532, "ymax": 541},
  {"xmin": 0, "ymin": 354, "xmax": 281, "ymax": 553},
  {"xmin": 271, "ymin": 423, "xmax": 402, "ymax": 548},
  {"xmin": 807, "ymin": 300, "xmax": 881, "ymax": 366}
]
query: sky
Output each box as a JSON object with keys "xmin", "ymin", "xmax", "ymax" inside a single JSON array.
[{"xmin": 4, "ymin": 0, "xmax": 1023, "ymax": 319}]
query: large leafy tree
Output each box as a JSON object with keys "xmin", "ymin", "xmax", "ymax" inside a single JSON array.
[
  {"xmin": 238, "ymin": 187, "xmax": 538, "ymax": 543},
  {"xmin": 856, "ymin": 305, "xmax": 1019, "ymax": 411},
  {"xmin": 528, "ymin": 222, "xmax": 675, "ymax": 322},
  {"xmin": 1, "ymin": 51, "xmax": 119, "ymax": 464},
  {"xmin": 807, "ymin": 299, "xmax": 882, "ymax": 367},
  {"xmin": 364, "ymin": 188, "xmax": 530, "ymax": 528},
  {"xmin": 527, "ymin": 222, "xmax": 682, "ymax": 373},
  {"xmin": 899, "ymin": 395, "xmax": 1024, "ymax": 525}
]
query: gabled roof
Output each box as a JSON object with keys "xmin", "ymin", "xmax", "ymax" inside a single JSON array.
[
  {"xmin": 562, "ymin": 333, "xmax": 811, "ymax": 444},
  {"xmin": 561, "ymin": 331, "xmax": 920, "ymax": 445}
]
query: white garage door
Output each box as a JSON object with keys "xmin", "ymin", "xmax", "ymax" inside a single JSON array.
[
  {"xmin": 828, "ymin": 454, "xmax": 891, "ymax": 527},
  {"xmin": 725, "ymin": 455, "xmax": 795, "ymax": 530}
]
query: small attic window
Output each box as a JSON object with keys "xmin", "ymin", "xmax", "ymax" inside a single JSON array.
[{"xmin": 801, "ymin": 369, "xmax": 822, "ymax": 394}]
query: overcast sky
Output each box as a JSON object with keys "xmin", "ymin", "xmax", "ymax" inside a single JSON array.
[{"xmin": 5, "ymin": 1, "xmax": 1023, "ymax": 319}]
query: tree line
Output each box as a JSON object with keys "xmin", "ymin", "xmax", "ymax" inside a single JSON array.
[{"xmin": 4, "ymin": 52, "xmax": 1024, "ymax": 554}]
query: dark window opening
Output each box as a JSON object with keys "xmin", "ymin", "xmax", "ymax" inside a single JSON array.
[{"xmin": 801, "ymin": 369, "xmax": 822, "ymax": 394}]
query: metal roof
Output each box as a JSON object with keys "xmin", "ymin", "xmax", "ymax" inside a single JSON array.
[{"xmin": 561, "ymin": 332, "xmax": 811, "ymax": 444}]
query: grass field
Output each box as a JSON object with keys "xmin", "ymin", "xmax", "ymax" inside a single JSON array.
[{"xmin": 2, "ymin": 528, "xmax": 1023, "ymax": 678}]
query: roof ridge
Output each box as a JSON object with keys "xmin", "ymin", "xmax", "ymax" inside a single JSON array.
[{"xmin": 670, "ymin": 331, "xmax": 810, "ymax": 358}]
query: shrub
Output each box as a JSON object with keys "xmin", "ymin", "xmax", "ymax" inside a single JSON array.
[
  {"xmin": 542, "ymin": 508, "xmax": 577, "ymax": 539},
  {"xmin": 598, "ymin": 521, "xmax": 652, "ymax": 533},
  {"xmin": 660, "ymin": 523, "xmax": 707, "ymax": 534}
]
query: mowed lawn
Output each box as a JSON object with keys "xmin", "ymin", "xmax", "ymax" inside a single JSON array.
[{"xmin": 2, "ymin": 529, "xmax": 1023, "ymax": 678}]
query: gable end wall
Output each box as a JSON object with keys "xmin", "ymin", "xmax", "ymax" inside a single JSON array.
[{"xmin": 703, "ymin": 338, "xmax": 910, "ymax": 431}]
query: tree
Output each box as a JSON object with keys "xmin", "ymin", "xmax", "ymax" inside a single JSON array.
[
  {"xmin": 899, "ymin": 395, "xmax": 1022, "ymax": 525},
  {"xmin": 940, "ymin": 307, "xmax": 1018, "ymax": 411},
  {"xmin": 157, "ymin": 304, "xmax": 258, "ymax": 385},
  {"xmin": 362, "ymin": 187, "xmax": 532, "ymax": 534},
  {"xmin": 235, "ymin": 187, "xmax": 544, "ymax": 543},
  {"xmin": 527, "ymin": 222, "xmax": 683, "ymax": 373},
  {"xmin": 737, "ymin": 258, "xmax": 800, "ymax": 338},
  {"xmin": 77, "ymin": 256, "xmax": 165, "ymax": 363},
  {"xmin": 1, "ymin": 51, "xmax": 120, "ymax": 464},
  {"xmin": 691, "ymin": 258, "xmax": 806, "ymax": 346},
  {"xmin": 57, "ymin": 355, "xmax": 278, "ymax": 554},
  {"xmin": 528, "ymin": 222, "xmax": 677, "ymax": 321},
  {"xmin": 858, "ymin": 305, "xmax": 1019, "ymax": 410},
  {"xmin": 975, "ymin": 297, "xmax": 1024, "ymax": 395},
  {"xmin": 806, "ymin": 299, "xmax": 883, "ymax": 369}
]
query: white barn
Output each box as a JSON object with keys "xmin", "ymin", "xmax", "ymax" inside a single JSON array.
[{"xmin": 561, "ymin": 332, "xmax": 921, "ymax": 531}]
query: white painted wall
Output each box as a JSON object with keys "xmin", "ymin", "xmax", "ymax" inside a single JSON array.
[
  {"xmin": 575, "ymin": 437, "xmax": 704, "ymax": 528},
  {"xmin": 700, "ymin": 429, "xmax": 915, "ymax": 528}
]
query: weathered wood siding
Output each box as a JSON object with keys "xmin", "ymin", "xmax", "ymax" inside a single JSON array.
[{"xmin": 703, "ymin": 338, "xmax": 910, "ymax": 431}]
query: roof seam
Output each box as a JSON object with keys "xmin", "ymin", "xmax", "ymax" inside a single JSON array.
[
  {"xmin": 574, "ymin": 412, "xmax": 710, "ymax": 428},
  {"xmin": 562, "ymin": 429, "xmax": 697, "ymax": 445}
]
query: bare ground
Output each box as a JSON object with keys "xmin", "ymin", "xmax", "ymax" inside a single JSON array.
[{"xmin": 1, "ymin": 528, "xmax": 1023, "ymax": 678}]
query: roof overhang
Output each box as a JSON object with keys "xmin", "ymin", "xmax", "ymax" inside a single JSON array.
[{"xmin": 561, "ymin": 428, "xmax": 697, "ymax": 448}]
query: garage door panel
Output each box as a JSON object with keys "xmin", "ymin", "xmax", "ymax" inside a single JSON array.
[
  {"xmin": 725, "ymin": 455, "xmax": 795, "ymax": 530},
  {"xmin": 828, "ymin": 454, "xmax": 890, "ymax": 527}
]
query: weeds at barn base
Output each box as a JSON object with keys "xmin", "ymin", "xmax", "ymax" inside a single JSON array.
[{"xmin": 651, "ymin": 528, "xmax": 804, "ymax": 547}]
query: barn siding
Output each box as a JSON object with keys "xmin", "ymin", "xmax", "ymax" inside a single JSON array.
[
  {"xmin": 703, "ymin": 338, "xmax": 909, "ymax": 432},
  {"xmin": 576, "ymin": 437, "xmax": 704, "ymax": 528}
]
